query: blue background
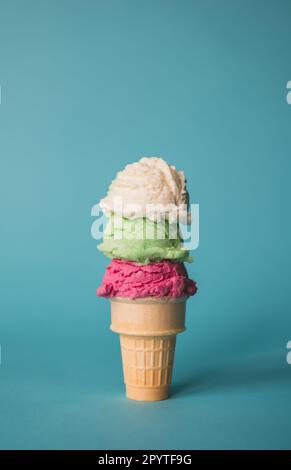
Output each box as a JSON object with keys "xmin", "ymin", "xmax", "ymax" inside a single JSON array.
[{"xmin": 1, "ymin": 0, "xmax": 291, "ymax": 450}]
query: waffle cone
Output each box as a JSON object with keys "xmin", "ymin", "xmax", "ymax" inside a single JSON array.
[{"xmin": 110, "ymin": 297, "xmax": 187, "ymax": 401}]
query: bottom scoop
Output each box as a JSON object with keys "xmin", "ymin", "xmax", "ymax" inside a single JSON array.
[{"xmin": 97, "ymin": 259, "xmax": 197, "ymax": 300}]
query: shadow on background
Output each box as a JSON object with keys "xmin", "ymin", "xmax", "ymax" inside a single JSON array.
[{"xmin": 172, "ymin": 351, "xmax": 291, "ymax": 397}]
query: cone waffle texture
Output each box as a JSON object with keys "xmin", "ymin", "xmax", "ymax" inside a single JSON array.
[
  {"xmin": 120, "ymin": 335, "xmax": 176, "ymax": 399},
  {"xmin": 110, "ymin": 297, "xmax": 186, "ymax": 401}
]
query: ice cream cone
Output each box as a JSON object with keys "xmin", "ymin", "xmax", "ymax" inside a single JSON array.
[{"xmin": 110, "ymin": 296, "xmax": 187, "ymax": 401}]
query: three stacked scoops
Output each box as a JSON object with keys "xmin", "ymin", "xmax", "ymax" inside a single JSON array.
[{"xmin": 97, "ymin": 157, "xmax": 197, "ymax": 401}]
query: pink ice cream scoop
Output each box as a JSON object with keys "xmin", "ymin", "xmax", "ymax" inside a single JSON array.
[{"xmin": 97, "ymin": 259, "xmax": 197, "ymax": 299}]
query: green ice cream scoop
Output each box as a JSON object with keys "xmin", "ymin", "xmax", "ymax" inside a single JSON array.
[{"xmin": 97, "ymin": 215, "xmax": 191, "ymax": 264}]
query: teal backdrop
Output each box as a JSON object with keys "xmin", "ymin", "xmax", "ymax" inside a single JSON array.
[{"xmin": 1, "ymin": 0, "xmax": 291, "ymax": 450}]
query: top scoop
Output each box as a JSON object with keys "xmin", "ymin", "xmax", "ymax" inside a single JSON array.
[{"xmin": 99, "ymin": 157, "xmax": 189, "ymax": 222}]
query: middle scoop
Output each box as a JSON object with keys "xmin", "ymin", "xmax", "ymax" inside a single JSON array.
[{"xmin": 98, "ymin": 214, "xmax": 191, "ymax": 264}]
